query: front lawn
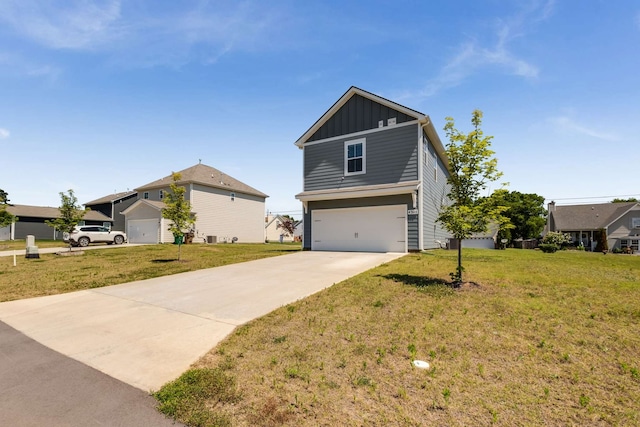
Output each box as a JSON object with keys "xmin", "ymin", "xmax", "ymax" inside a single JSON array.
[
  {"xmin": 156, "ymin": 249, "xmax": 640, "ymax": 426},
  {"xmin": 0, "ymin": 243, "xmax": 300, "ymax": 302}
]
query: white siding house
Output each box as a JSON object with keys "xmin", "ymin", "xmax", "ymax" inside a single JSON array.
[{"xmin": 122, "ymin": 163, "xmax": 268, "ymax": 244}]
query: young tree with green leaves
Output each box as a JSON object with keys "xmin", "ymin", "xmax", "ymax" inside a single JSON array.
[
  {"xmin": 45, "ymin": 189, "xmax": 87, "ymax": 248},
  {"xmin": 0, "ymin": 189, "xmax": 18, "ymax": 229},
  {"xmin": 161, "ymin": 172, "xmax": 196, "ymax": 260},
  {"xmin": 437, "ymin": 110, "xmax": 508, "ymax": 285}
]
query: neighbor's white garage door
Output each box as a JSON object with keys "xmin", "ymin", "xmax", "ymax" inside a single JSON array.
[
  {"xmin": 127, "ymin": 219, "xmax": 159, "ymax": 244},
  {"xmin": 312, "ymin": 205, "xmax": 406, "ymax": 252}
]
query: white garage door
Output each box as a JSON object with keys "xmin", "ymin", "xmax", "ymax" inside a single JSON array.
[
  {"xmin": 312, "ymin": 205, "xmax": 407, "ymax": 252},
  {"xmin": 127, "ymin": 219, "xmax": 159, "ymax": 244}
]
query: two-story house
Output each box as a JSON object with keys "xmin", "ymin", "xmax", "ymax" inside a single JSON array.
[
  {"xmin": 295, "ymin": 86, "xmax": 451, "ymax": 253},
  {"xmin": 122, "ymin": 163, "xmax": 267, "ymax": 244}
]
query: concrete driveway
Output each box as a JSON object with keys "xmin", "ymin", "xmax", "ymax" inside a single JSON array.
[{"xmin": 0, "ymin": 251, "xmax": 403, "ymax": 392}]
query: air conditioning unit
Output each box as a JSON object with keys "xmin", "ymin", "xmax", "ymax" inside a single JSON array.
[{"xmin": 207, "ymin": 235, "xmax": 217, "ymax": 244}]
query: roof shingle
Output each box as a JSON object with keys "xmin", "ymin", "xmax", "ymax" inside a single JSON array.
[{"xmin": 135, "ymin": 163, "xmax": 267, "ymax": 198}]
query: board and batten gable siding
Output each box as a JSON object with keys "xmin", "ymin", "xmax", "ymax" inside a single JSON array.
[
  {"xmin": 421, "ymin": 133, "xmax": 451, "ymax": 249},
  {"xmin": 306, "ymin": 93, "xmax": 417, "ymax": 142},
  {"xmin": 303, "ymin": 194, "xmax": 418, "ymax": 250},
  {"xmin": 304, "ymin": 124, "xmax": 419, "ymax": 192},
  {"xmin": 191, "ymin": 184, "xmax": 265, "ymax": 243}
]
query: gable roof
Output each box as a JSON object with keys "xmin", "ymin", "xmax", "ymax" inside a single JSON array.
[
  {"xmin": 135, "ymin": 163, "xmax": 268, "ymax": 198},
  {"xmin": 294, "ymin": 86, "xmax": 449, "ymax": 171},
  {"xmin": 550, "ymin": 202, "xmax": 639, "ymax": 230},
  {"xmin": 85, "ymin": 191, "xmax": 137, "ymax": 206},
  {"xmin": 5, "ymin": 204, "xmax": 112, "ymax": 222},
  {"xmin": 119, "ymin": 199, "xmax": 166, "ymax": 216}
]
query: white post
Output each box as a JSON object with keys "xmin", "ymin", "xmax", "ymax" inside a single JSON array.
[{"xmin": 13, "ymin": 250, "xmax": 16, "ymax": 267}]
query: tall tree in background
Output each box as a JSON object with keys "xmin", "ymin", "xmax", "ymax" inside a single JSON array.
[
  {"xmin": 437, "ymin": 110, "xmax": 507, "ymax": 285},
  {"xmin": 483, "ymin": 190, "xmax": 546, "ymax": 244},
  {"xmin": 161, "ymin": 172, "xmax": 196, "ymax": 261},
  {"xmin": 46, "ymin": 189, "xmax": 87, "ymax": 248},
  {"xmin": 0, "ymin": 189, "xmax": 18, "ymax": 229}
]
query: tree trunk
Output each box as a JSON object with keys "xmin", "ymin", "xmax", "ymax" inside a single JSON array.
[{"xmin": 457, "ymin": 238, "xmax": 463, "ymax": 285}]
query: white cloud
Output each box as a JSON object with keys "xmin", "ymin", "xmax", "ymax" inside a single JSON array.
[
  {"xmin": 0, "ymin": 128, "xmax": 10, "ymax": 139},
  {"xmin": 417, "ymin": 1, "xmax": 553, "ymax": 98},
  {"xmin": 549, "ymin": 116, "xmax": 617, "ymax": 141},
  {"xmin": 0, "ymin": 1, "xmax": 289, "ymax": 67},
  {"xmin": 0, "ymin": 0, "xmax": 123, "ymax": 50}
]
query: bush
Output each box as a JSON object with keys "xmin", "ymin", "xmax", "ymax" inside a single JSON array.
[
  {"xmin": 539, "ymin": 243, "xmax": 559, "ymax": 253},
  {"xmin": 542, "ymin": 232, "xmax": 572, "ymax": 247}
]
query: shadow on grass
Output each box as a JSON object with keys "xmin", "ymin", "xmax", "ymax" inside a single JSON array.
[
  {"xmin": 152, "ymin": 259, "xmax": 179, "ymax": 263},
  {"xmin": 382, "ymin": 274, "xmax": 451, "ymax": 288},
  {"xmin": 381, "ymin": 274, "xmax": 460, "ymax": 296}
]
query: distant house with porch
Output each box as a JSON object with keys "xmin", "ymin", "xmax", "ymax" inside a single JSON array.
[{"xmin": 546, "ymin": 201, "xmax": 640, "ymax": 251}]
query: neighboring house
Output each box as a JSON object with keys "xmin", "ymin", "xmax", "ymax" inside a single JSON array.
[
  {"xmin": 0, "ymin": 204, "xmax": 112, "ymax": 241},
  {"xmin": 294, "ymin": 86, "xmax": 451, "ymax": 253},
  {"xmin": 265, "ymin": 215, "xmax": 295, "ymax": 242},
  {"xmin": 85, "ymin": 191, "xmax": 137, "ymax": 232},
  {"xmin": 546, "ymin": 201, "xmax": 640, "ymax": 251},
  {"xmin": 122, "ymin": 163, "xmax": 268, "ymax": 244},
  {"xmin": 447, "ymin": 223, "xmax": 499, "ymax": 250}
]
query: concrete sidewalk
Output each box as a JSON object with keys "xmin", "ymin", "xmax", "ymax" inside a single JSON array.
[
  {"xmin": 0, "ymin": 251, "xmax": 403, "ymax": 392},
  {"xmin": 0, "ymin": 243, "xmax": 146, "ymax": 257}
]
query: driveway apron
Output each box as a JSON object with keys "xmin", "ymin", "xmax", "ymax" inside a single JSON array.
[{"xmin": 0, "ymin": 251, "xmax": 403, "ymax": 393}]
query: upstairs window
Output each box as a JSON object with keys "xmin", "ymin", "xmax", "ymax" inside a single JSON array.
[
  {"xmin": 159, "ymin": 190, "xmax": 164, "ymax": 200},
  {"xmin": 230, "ymin": 192, "xmax": 235, "ymax": 201},
  {"xmin": 344, "ymin": 138, "xmax": 366, "ymax": 176},
  {"xmin": 143, "ymin": 192, "xmax": 149, "ymax": 199}
]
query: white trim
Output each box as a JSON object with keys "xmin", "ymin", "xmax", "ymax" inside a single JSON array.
[
  {"xmin": 302, "ymin": 120, "xmax": 417, "ymax": 147},
  {"xmin": 344, "ymin": 138, "xmax": 366, "ymax": 176},
  {"xmin": 294, "ymin": 86, "xmax": 426, "ymax": 147},
  {"xmin": 296, "ymin": 181, "xmax": 420, "ymax": 202}
]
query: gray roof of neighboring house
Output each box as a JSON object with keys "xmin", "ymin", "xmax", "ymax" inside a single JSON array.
[
  {"xmin": 6, "ymin": 204, "xmax": 112, "ymax": 222},
  {"xmin": 550, "ymin": 202, "xmax": 638, "ymax": 230},
  {"xmin": 135, "ymin": 163, "xmax": 268, "ymax": 199},
  {"xmin": 85, "ymin": 191, "xmax": 137, "ymax": 206}
]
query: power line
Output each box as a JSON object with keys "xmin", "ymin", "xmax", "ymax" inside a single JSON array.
[{"xmin": 546, "ymin": 193, "xmax": 640, "ymax": 202}]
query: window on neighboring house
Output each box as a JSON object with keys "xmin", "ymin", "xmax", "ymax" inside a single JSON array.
[
  {"xmin": 434, "ymin": 154, "xmax": 438, "ymax": 182},
  {"xmin": 159, "ymin": 190, "xmax": 164, "ymax": 200},
  {"xmin": 632, "ymin": 217, "xmax": 640, "ymax": 229},
  {"xmin": 230, "ymin": 192, "xmax": 235, "ymax": 201},
  {"xmin": 143, "ymin": 192, "xmax": 149, "ymax": 199},
  {"xmin": 423, "ymin": 140, "xmax": 428, "ymax": 165},
  {"xmin": 344, "ymin": 138, "xmax": 366, "ymax": 175}
]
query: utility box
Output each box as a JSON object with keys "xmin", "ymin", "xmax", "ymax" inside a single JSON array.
[
  {"xmin": 25, "ymin": 234, "xmax": 40, "ymax": 259},
  {"xmin": 207, "ymin": 235, "xmax": 217, "ymax": 244}
]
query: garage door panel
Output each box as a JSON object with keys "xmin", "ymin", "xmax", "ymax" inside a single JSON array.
[
  {"xmin": 311, "ymin": 205, "xmax": 406, "ymax": 253},
  {"xmin": 127, "ymin": 219, "xmax": 159, "ymax": 244}
]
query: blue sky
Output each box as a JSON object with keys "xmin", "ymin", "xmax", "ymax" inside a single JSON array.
[{"xmin": 1, "ymin": 0, "xmax": 639, "ymax": 219}]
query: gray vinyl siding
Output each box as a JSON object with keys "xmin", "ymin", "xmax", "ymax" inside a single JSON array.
[
  {"xmin": 302, "ymin": 195, "xmax": 417, "ymax": 251},
  {"xmin": 304, "ymin": 124, "xmax": 419, "ymax": 191},
  {"xmin": 608, "ymin": 207, "xmax": 640, "ymax": 246},
  {"xmin": 422, "ymin": 133, "xmax": 451, "ymax": 249},
  {"xmin": 307, "ymin": 94, "xmax": 417, "ymax": 142}
]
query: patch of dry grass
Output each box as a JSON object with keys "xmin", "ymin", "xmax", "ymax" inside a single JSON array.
[
  {"xmin": 0, "ymin": 243, "xmax": 299, "ymax": 302},
  {"xmin": 157, "ymin": 249, "xmax": 640, "ymax": 426}
]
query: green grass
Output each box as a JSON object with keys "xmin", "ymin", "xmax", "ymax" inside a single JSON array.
[
  {"xmin": 0, "ymin": 239, "xmax": 72, "ymax": 250},
  {"xmin": 155, "ymin": 249, "xmax": 640, "ymax": 426},
  {"xmin": 0, "ymin": 243, "xmax": 300, "ymax": 302}
]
